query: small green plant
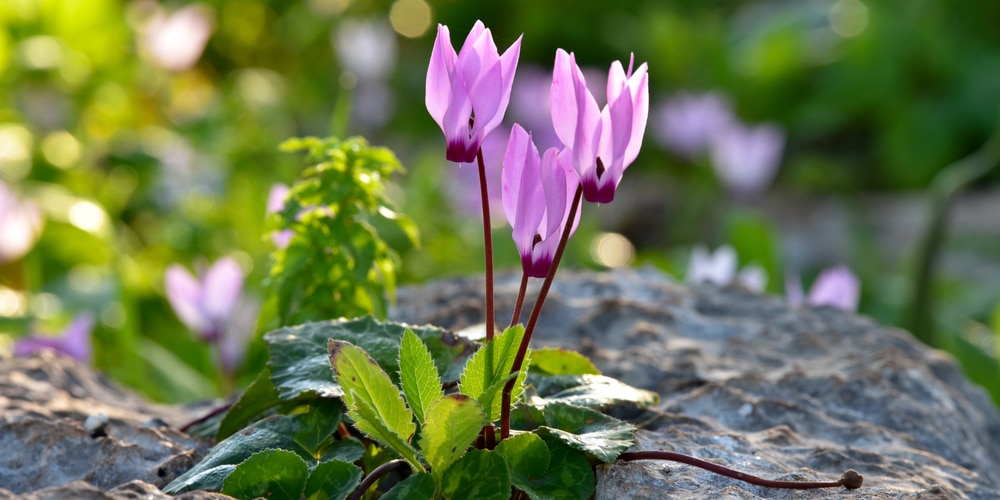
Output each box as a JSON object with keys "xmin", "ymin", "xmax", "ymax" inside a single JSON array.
[
  {"xmin": 164, "ymin": 317, "xmax": 654, "ymax": 499},
  {"xmin": 268, "ymin": 136, "xmax": 419, "ymax": 325}
]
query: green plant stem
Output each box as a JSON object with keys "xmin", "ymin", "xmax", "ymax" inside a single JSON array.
[
  {"xmin": 904, "ymin": 113, "xmax": 1000, "ymax": 345},
  {"xmin": 509, "ymin": 273, "xmax": 529, "ymax": 328},
  {"xmin": 499, "ymin": 185, "xmax": 583, "ymax": 440},
  {"xmin": 477, "ymin": 148, "xmax": 496, "ymax": 340},
  {"xmin": 347, "ymin": 459, "xmax": 410, "ymax": 500},
  {"xmin": 618, "ymin": 451, "xmax": 863, "ymax": 490}
]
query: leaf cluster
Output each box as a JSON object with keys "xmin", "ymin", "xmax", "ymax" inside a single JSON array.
[
  {"xmin": 165, "ymin": 317, "xmax": 659, "ymax": 499},
  {"xmin": 268, "ymin": 137, "xmax": 419, "ymax": 325}
]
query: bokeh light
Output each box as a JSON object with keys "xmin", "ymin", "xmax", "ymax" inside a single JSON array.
[{"xmin": 590, "ymin": 232, "xmax": 635, "ymax": 268}]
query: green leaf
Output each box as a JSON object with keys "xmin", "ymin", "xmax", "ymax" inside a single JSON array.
[
  {"xmin": 493, "ymin": 433, "xmax": 550, "ymax": 484},
  {"xmin": 495, "ymin": 433, "xmax": 594, "ymax": 500},
  {"xmin": 399, "ymin": 328, "xmax": 444, "ymax": 424},
  {"xmin": 380, "ymin": 472, "xmax": 437, "ymax": 500},
  {"xmin": 459, "ymin": 325, "xmax": 529, "ymax": 421},
  {"xmin": 440, "ymin": 449, "xmax": 510, "ymax": 500},
  {"xmin": 529, "ymin": 348, "xmax": 601, "ymax": 376},
  {"xmin": 292, "ymin": 398, "xmax": 346, "ymax": 457},
  {"xmin": 536, "ymin": 402, "xmax": 635, "ymax": 463},
  {"xmin": 527, "ymin": 374, "xmax": 659, "ymax": 415},
  {"xmin": 221, "ymin": 449, "xmax": 309, "ymax": 500},
  {"xmin": 418, "ymin": 394, "xmax": 485, "ymax": 480},
  {"xmin": 217, "ymin": 368, "xmax": 284, "ymax": 440},
  {"xmin": 329, "ymin": 340, "xmax": 416, "ymax": 445},
  {"xmin": 265, "ymin": 317, "xmax": 477, "ymax": 401},
  {"xmin": 350, "ymin": 392, "xmax": 424, "ymax": 471},
  {"xmin": 163, "ymin": 414, "xmax": 364, "ymax": 494},
  {"xmin": 304, "ymin": 459, "xmax": 363, "ymax": 500}
]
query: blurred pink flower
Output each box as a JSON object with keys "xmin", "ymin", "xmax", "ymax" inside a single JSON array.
[
  {"xmin": 266, "ymin": 183, "xmax": 294, "ymax": 248},
  {"xmin": 426, "ymin": 20, "xmax": 522, "ymax": 163},
  {"xmin": 165, "ymin": 257, "xmax": 258, "ymax": 374},
  {"xmin": 165, "ymin": 257, "xmax": 244, "ymax": 343},
  {"xmin": 653, "ymin": 91, "xmax": 734, "ymax": 159},
  {"xmin": 0, "ymin": 181, "xmax": 43, "ymax": 263},
  {"xmin": 142, "ymin": 3, "xmax": 214, "ymax": 72},
  {"xmin": 787, "ymin": 265, "xmax": 860, "ymax": 312},
  {"xmin": 686, "ymin": 244, "xmax": 767, "ymax": 293},
  {"xmin": 507, "ymin": 65, "xmax": 561, "ymax": 151},
  {"xmin": 710, "ymin": 121, "xmax": 785, "ymax": 197},
  {"xmin": 14, "ymin": 312, "xmax": 95, "ymax": 363}
]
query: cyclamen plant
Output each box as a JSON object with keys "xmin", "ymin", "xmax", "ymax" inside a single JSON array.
[{"xmin": 165, "ymin": 20, "xmax": 863, "ymax": 500}]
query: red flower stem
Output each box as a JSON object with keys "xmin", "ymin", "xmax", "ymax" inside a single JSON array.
[
  {"xmin": 618, "ymin": 451, "xmax": 863, "ymax": 490},
  {"xmin": 509, "ymin": 273, "xmax": 529, "ymax": 328},
  {"xmin": 477, "ymin": 148, "xmax": 496, "ymax": 340},
  {"xmin": 499, "ymin": 184, "xmax": 583, "ymax": 440}
]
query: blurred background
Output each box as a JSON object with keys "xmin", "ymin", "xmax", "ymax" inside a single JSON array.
[{"xmin": 1, "ymin": 0, "xmax": 999, "ymax": 406}]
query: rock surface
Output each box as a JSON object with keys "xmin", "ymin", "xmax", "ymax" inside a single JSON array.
[
  {"xmin": 391, "ymin": 268, "xmax": 1000, "ymax": 499},
  {"xmin": 0, "ymin": 354, "xmax": 215, "ymax": 498},
  {"xmin": 3, "ymin": 268, "xmax": 1000, "ymax": 498}
]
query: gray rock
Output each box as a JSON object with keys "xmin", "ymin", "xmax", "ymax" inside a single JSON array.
[
  {"xmin": 391, "ymin": 268, "xmax": 1000, "ymax": 499},
  {"xmin": 0, "ymin": 354, "xmax": 214, "ymax": 496},
  {"xmin": 0, "ymin": 480, "xmax": 231, "ymax": 499}
]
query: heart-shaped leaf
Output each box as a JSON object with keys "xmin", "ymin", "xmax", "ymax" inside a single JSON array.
[
  {"xmin": 536, "ymin": 402, "xmax": 635, "ymax": 463},
  {"xmin": 221, "ymin": 449, "xmax": 309, "ymax": 500},
  {"xmin": 266, "ymin": 317, "xmax": 476, "ymax": 401}
]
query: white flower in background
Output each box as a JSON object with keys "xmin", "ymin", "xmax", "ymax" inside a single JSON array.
[
  {"xmin": 333, "ymin": 18, "xmax": 399, "ymax": 130},
  {"xmin": 141, "ymin": 3, "xmax": 214, "ymax": 72},
  {"xmin": 0, "ymin": 180, "xmax": 44, "ymax": 263},
  {"xmin": 686, "ymin": 244, "xmax": 767, "ymax": 293},
  {"xmin": 653, "ymin": 91, "xmax": 734, "ymax": 159},
  {"xmin": 333, "ymin": 18, "xmax": 398, "ymax": 82},
  {"xmin": 709, "ymin": 121, "xmax": 785, "ymax": 198},
  {"xmin": 786, "ymin": 265, "xmax": 861, "ymax": 312}
]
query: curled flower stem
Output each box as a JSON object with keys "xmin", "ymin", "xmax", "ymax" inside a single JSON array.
[
  {"xmin": 509, "ymin": 273, "xmax": 529, "ymax": 328},
  {"xmin": 618, "ymin": 451, "xmax": 863, "ymax": 490},
  {"xmin": 477, "ymin": 148, "xmax": 496, "ymax": 340},
  {"xmin": 347, "ymin": 459, "xmax": 411, "ymax": 500},
  {"xmin": 500, "ymin": 185, "xmax": 583, "ymax": 440}
]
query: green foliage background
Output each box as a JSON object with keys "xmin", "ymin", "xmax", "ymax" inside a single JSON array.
[{"xmin": 0, "ymin": 0, "xmax": 998, "ymax": 404}]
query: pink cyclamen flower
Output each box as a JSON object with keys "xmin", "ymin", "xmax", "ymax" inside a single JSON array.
[
  {"xmin": 426, "ymin": 20, "xmax": 522, "ymax": 163},
  {"xmin": 165, "ymin": 257, "xmax": 244, "ymax": 343},
  {"xmin": 787, "ymin": 265, "xmax": 860, "ymax": 312},
  {"xmin": 0, "ymin": 181, "xmax": 44, "ymax": 263},
  {"xmin": 502, "ymin": 124, "xmax": 581, "ymax": 278},
  {"xmin": 550, "ymin": 49, "xmax": 648, "ymax": 203},
  {"xmin": 653, "ymin": 91, "xmax": 734, "ymax": 159},
  {"xmin": 710, "ymin": 121, "xmax": 784, "ymax": 197},
  {"xmin": 14, "ymin": 312, "xmax": 95, "ymax": 363},
  {"xmin": 686, "ymin": 244, "xmax": 767, "ymax": 293}
]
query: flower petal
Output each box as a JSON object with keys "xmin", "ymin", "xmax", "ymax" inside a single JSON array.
[
  {"xmin": 165, "ymin": 264, "xmax": 208, "ymax": 334},
  {"xmin": 502, "ymin": 124, "xmax": 545, "ymax": 261},
  {"xmin": 202, "ymin": 257, "xmax": 244, "ymax": 327},
  {"xmin": 426, "ymin": 24, "xmax": 457, "ymax": 129},
  {"xmin": 807, "ymin": 265, "xmax": 860, "ymax": 312}
]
